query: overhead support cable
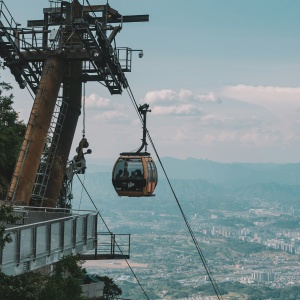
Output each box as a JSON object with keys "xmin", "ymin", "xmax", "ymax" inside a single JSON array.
[
  {"xmin": 125, "ymin": 85, "xmax": 224, "ymax": 300},
  {"xmin": 75, "ymin": 174, "xmax": 151, "ymax": 300},
  {"xmin": 82, "ymin": 80, "xmax": 86, "ymax": 138}
]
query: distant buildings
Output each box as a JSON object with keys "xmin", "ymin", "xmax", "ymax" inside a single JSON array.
[{"xmin": 252, "ymin": 272, "xmax": 275, "ymax": 282}]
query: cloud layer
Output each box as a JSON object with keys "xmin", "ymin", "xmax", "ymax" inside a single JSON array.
[
  {"xmin": 222, "ymin": 85, "xmax": 300, "ymax": 108},
  {"xmin": 81, "ymin": 84, "xmax": 300, "ymax": 162},
  {"xmin": 142, "ymin": 89, "xmax": 219, "ymax": 116},
  {"xmin": 84, "ymin": 94, "xmax": 112, "ymax": 109}
]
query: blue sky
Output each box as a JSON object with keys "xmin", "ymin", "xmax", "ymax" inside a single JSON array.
[{"xmin": 3, "ymin": 0, "xmax": 300, "ymax": 163}]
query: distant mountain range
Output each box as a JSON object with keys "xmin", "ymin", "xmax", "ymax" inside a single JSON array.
[
  {"xmin": 75, "ymin": 157, "xmax": 300, "ymax": 300},
  {"xmin": 87, "ymin": 157, "xmax": 300, "ymax": 186},
  {"xmin": 156, "ymin": 157, "xmax": 300, "ymax": 186},
  {"xmin": 74, "ymin": 157, "xmax": 300, "ymax": 212}
]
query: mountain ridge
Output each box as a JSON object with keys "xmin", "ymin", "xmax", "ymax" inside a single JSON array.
[{"xmin": 86, "ymin": 157, "xmax": 300, "ymax": 187}]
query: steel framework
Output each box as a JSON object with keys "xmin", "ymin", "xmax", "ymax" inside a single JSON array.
[{"xmin": 0, "ymin": 0, "xmax": 148, "ymax": 207}]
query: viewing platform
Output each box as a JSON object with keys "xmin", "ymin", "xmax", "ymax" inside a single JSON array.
[{"xmin": 0, "ymin": 206, "xmax": 130, "ymax": 276}]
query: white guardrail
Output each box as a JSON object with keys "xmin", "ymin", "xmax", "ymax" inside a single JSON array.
[{"xmin": 0, "ymin": 208, "xmax": 98, "ymax": 276}]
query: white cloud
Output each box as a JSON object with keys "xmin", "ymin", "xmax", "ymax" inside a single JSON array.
[
  {"xmin": 218, "ymin": 131, "xmax": 237, "ymax": 142},
  {"xmin": 200, "ymin": 114, "xmax": 263, "ymax": 129},
  {"xmin": 239, "ymin": 130, "xmax": 279, "ymax": 146},
  {"xmin": 197, "ymin": 91, "xmax": 219, "ymax": 103},
  {"xmin": 221, "ymin": 85, "xmax": 300, "ymax": 108},
  {"xmin": 82, "ymin": 86, "xmax": 300, "ymax": 162},
  {"xmin": 142, "ymin": 89, "xmax": 219, "ymax": 116},
  {"xmin": 203, "ymin": 134, "xmax": 216, "ymax": 145},
  {"xmin": 94, "ymin": 111, "xmax": 129, "ymax": 122},
  {"xmin": 131, "ymin": 118, "xmax": 142, "ymax": 126},
  {"xmin": 178, "ymin": 89, "xmax": 193, "ymax": 100},
  {"xmin": 143, "ymin": 89, "xmax": 176, "ymax": 104},
  {"xmin": 174, "ymin": 129, "xmax": 187, "ymax": 141},
  {"xmin": 143, "ymin": 89, "xmax": 219, "ymax": 105},
  {"xmin": 152, "ymin": 104, "xmax": 202, "ymax": 115},
  {"xmin": 240, "ymin": 131, "xmax": 260, "ymax": 145},
  {"xmin": 178, "ymin": 89, "xmax": 218, "ymax": 103},
  {"xmin": 201, "ymin": 129, "xmax": 280, "ymax": 148},
  {"xmin": 84, "ymin": 94, "xmax": 112, "ymax": 109}
]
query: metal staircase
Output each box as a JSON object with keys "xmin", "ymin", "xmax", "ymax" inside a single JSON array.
[
  {"xmin": 31, "ymin": 86, "xmax": 68, "ymax": 205},
  {"xmin": 6, "ymin": 61, "xmax": 50, "ymax": 201},
  {"xmin": 1, "ymin": 0, "xmax": 146, "ymax": 275},
  {"xmin": 7, "ymin": 56, "xmax": 63, "ymax": 203}
]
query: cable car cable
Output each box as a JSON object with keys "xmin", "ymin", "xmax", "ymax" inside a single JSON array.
[
  {"xmin": 18, "ymin": 9, "xmax": 219, "ymax": 297},
  {"xmin": 25, "ymin": 85, "xmax": 35, "ymax": 100},
  {"xmin": 127, "ymin": 85, "xmax": 143, "ymax": 123},
  {"xmin": 82, "ymin": 80, "xmax": 86, "ymax": 138},
  {"xmin": 147, "ymin": 133, "xmax": 223, "ymax": 300},
  {"xmin": 75, "ymin": 174, "xmax": 151, "ymax": 300},
  {"xmin": 125, "ymin": 86, "xmax": 224, "ymax": 300},
  {"xmin": 78, "ymin": 172, "xmax": 85, "ymax": 211},
  {"xmin": 13, "ymin": 7, "xmax": 148, "ymax": 298},
  {"xmin": 86, "ymin": 0, "xmax": 97, "ymax": 19},
  {"xmin": 12, "ymin": 28, "xmax": 149, "ymax": 297}
]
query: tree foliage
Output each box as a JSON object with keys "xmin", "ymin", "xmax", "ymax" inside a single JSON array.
[
  {"xmin": 0, "ymin": 204, "xmax": 21, "ymax": 248},
  {"xmin": 0, "ymin": 254, "xmax": 85, "ymax": 300},
  {"xmin": 38, "ymin": 254, "xmax": 85, "ymax": 300},
  {"xmin": 0, "ymin": 80, "xmax": 26, "ymax": 198},
  {"xmin": 0, "ymin": 271, "xmax": 43, "ymax": 300},
  {"xmin": 94, "ymin": 275, "xmax": 122, "ymax": 299}
]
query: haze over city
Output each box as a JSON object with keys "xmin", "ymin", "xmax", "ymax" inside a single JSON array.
[{"xmin": 4, "ymin": 0, "xmax": 300, "ymax": 163}]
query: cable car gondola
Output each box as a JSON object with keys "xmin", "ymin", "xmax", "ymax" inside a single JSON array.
[{"xmin": 112, "ymin": 104, "xmax": 158, "ymax": 197}]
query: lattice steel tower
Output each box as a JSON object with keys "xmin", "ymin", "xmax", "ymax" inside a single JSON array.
[{"xmin": 0, "ymin": 0, "xmax": 148, "ymax": 207}]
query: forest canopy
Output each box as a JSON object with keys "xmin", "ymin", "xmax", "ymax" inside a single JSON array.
[{"xmin": 0, "ymin": 79, "xmax": 26, "ymax": 199}]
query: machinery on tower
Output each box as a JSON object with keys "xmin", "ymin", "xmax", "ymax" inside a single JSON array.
[
  {"xmin": 112, "ymin": 103, "xmax": 158, "ymax": 197},
  {"xmin": 0, "ymin": 0, "xmax": 149, "ymax": 207}
]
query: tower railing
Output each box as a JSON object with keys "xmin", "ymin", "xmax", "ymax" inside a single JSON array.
[
  {"xmin": 81, "ymin": 232, "xmax": 130, "ymax": 260},
  {"xmin": 0, "ymin": 1, "xmax": 19, "ymax": 31},
  {"xmin": 1, "ymin": 207, "xmax": 131, "ymax": 275},
  {"xmin": 0, "ymin": 209, "xmax": 98, "ymax": 276}
]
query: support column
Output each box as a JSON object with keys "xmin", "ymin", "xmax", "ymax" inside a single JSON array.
[
  {"xmin": 7, "ymin": 56, "xmax": 66, "ymax": 205},
  {"xmin": 43, "ymin": 0, "xmax": 84, "ymax": 207},
  {"xmin": 43, "ymin": 61, "xmax": 82, "ymax": 207}
]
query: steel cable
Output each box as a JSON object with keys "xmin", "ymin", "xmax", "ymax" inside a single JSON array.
[
  {"xmin": 126, "ymin": 86, "xmax": 224, "ymax": 300},
  {"xmin": 76, "ymin": 174, "xmax": 150, "ymax": 300}
]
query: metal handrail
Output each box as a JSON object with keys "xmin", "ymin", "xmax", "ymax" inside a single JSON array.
[
  {"xmin": 0, "ymin": 211, "xmax": 98, "ymax": 276},
  {"xmin": 16, "ymin": 205, "xmax": 97, "ymax": 214},
  {"xmin": 0, "ymin": 0, "xmax": 20, "ymax": 29},
  {"xmin": 5, "ymin": 215, "xmax": 74, "ymax": 231},
  {"xmin": 95, "ymin": 232, "xmax": 130, "ymax": 257}
]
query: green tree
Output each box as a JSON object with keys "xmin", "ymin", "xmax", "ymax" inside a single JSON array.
[
  {"xmin": 39, "ymin": 254, "xmax": 85, "ymax": 300},
  {"xmin": 0, "ymin": 80, "xmax": 26, "ymax": 198},
  {"xmin": 0, "ymin": 204, "xmax": 21, "ymax": 248},
  {"xmin": 0, "ymin": 254, "xmax": 86, "ymax": 300},
  {"xmin": 94, "ymin": 275, "xmax": 122, "ymax": 300},
  {"xmin": 0, "ymin": 271, "xmax": 43, "ymax": 300}
]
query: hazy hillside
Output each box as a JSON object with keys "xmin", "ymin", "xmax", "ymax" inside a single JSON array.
[
  {"xmin": 77, "ymin": 158, "xmax": 300, "ymax": 299},
  {"xmin": 156, "ymin": 157, "xmax": 300, "ymax": 187},
  {"xmin": 87, "ymin": 157, "xmax": 300, "ymax": 186},
  {"xmin": 73, "ymin": 157, "xmax": 300, "ymax": 213}
]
